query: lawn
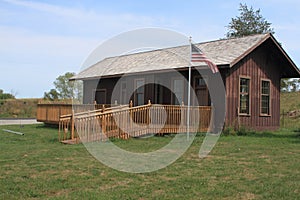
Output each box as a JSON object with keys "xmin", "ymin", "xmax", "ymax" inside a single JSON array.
[{"xmin": 0, "ymin": 124, "xmax": 299, "ymax": 199}]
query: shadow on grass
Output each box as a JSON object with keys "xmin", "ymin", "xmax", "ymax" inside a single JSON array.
[
  {"xmin": 34, "ymin": 123, "xmax": 300, "ymax": 144},
  {"xmin": 231, "ymin": 129, "xmax": 300, "ymax": 139},
  {"xmin": 35, "ymin": 123, "xmax": 58, "ymax": 129}
]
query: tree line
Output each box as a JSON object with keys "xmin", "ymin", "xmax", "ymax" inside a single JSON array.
[{"xmin": 0, "ymin": 89, "xmax": 15, "ymax": 100}]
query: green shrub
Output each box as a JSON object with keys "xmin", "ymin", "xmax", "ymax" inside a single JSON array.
[
  {"xmin": 222, "ymin": 126, "xmax": 236, "ymax": 136},
  {"xmin": 236, "ymin": 126, "xmax": 247, "ymax": 136}
]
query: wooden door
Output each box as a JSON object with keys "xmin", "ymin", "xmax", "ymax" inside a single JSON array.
[
  {"xmin": 194, "ymin": 76, "xmax": 210, "ymax": 106},
  {"xmin": 95, "ymin": 89, "xmax": 106, "ymax": 104}
]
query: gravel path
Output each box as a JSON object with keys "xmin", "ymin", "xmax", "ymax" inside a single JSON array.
[{"xmin": 0, "ymin": 119, "xmax": 42, "ymax": 125}]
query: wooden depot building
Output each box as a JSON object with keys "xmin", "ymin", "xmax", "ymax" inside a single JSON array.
[{"xmin": 72, "ymin": 33, "xmax": 300, "ymax": 131}]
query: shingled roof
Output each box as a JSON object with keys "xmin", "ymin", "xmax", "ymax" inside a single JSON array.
[{"xmin": 73, "ymin": 33, "xmax": 299, "ymax": 80}]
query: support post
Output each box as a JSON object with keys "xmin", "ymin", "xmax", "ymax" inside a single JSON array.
[
  {"xmin": 147, "ymin": 100, "xmax": 151, "ymax": 124},
  {"xmin": 187, "ymin": 36, "xmax": 192, "ymax": 141},
  {"xmin": 71, "ymin": 109, "xmax": 75, "ymax": 140},
  {"xmin": 129, "ymin": 100, "xmax": 133, "ymax": 134}
]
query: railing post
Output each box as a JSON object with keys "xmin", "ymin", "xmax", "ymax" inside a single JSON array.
[
  {"xmin": 181, "ymin": 101, "xmax": 185, "ymax": 133},
  {"xmin": 58, "ymin": 119, "xmax": 61, "ymax": 142},
  {"xmin": 147, "ymin": 100, "xmax": 151, "ymax": 125},
  {"xmin": 209, "ymin": 104, "xmax": 215, "ymax": 133},
  {"xmin": 129, "ymin": 100, "xmax": 133, "ymax": 134},
  {"xmin": 101, "ymin": 105, "xmax": 106, "ymax": 137},
  {"xmin": 71, "ymin": 109, "xmax": 75, "ymax": 140}
]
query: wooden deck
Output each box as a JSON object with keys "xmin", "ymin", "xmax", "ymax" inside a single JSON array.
[
  {"xmin": 37, "ymin": 101, "xmax": 212, "ymax": 144},
  {"xmin": 36, "ymin": 102, "xmax": 112, "ymax": 124},
  {"xmin": 56, "ymin": 101, "xmax": 212, "ymax": 144}
]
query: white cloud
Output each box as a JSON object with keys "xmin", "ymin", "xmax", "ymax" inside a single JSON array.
[
  {"xmin": 0, "ymin": 25, "xmax": 97, "ymax": 65},
  {"xmin": 2, "ymin": 0, "xmax": 169, "ymax": 33},
  {"xmin": 3, "ymin": 0, "xmax": 95, "ymax": 19}
]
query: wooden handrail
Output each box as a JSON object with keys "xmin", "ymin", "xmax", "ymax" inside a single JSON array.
[
  {"xmin": 58, "ymin": 102, "xmax": 212, "ymax": 143},
  {"xmin": 37, "ymin": 103, "xmax": 126, "ymax": 124}
]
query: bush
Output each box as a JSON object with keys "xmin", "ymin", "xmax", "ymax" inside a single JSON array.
[
  {"xmin": 222, "ymin": 126, "xmax": 256, "ymax": 136},
  {"xmin": 236, "ymin": 126, "xmax": 248, "ymax": 136},
  {"xmin": 222, "ymin": 126, "xmax": 236, "ymax": 136},
  {"xmin": 0, "ymin": 99, "xmax": 39, "ymax": 118}
]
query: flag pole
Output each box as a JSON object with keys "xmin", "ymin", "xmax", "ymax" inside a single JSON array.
[{"xmin": 187, "ymin": 36, "xmax": 192, "ymax": 141}]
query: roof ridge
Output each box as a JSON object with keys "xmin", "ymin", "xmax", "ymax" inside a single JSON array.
[
  {"xmin": 90, "ymin": 33, "xmax": 268, "ymax": 61},
  {"xmin": 196, "ymin": 33, "xmax": 268, "ymax": 45}
]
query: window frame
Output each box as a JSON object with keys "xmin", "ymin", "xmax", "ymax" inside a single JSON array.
[
  {"xmin": 171, "ymin": 77, "xmax": 185, "ymax": 105},
  {"xmin": 260, "ymin": 79, "xmax": 271, "ymax": 116},
  {"xmin": 134, "ymin": 78, "xmax": 145, "ymax": 106},
  {"xmin": 120, "ymin": 81, "xmax": 127, "ymax": 105},
  {"xmin": 238, "ymin": 76, "xmax": 251, "ymax": 116}
]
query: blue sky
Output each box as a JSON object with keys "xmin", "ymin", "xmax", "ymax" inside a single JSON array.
[{"xmin": 1, "ymin": 0, "xmax": 300, "ymax": 98}]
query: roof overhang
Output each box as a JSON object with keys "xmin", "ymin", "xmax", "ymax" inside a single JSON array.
[{"xmin": 230, "ymin": 33, "xmax": 300, "ymax": 78}]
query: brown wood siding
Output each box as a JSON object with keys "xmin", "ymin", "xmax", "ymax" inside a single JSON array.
[{"xmin": 225, "ymin": 42, "xmax": 281, "ymax": 130}]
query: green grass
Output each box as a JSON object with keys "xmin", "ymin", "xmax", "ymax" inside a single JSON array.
[{"xmin": 0, "ymin": 124, "xmax": 299, "ymax": 199}]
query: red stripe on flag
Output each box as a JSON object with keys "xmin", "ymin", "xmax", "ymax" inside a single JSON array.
[{"xmin": 190, "ymin": 43, "xmax": 219, "ymax": 73}]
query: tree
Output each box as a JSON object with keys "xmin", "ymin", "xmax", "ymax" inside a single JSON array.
[
  {"xmin": 53, "ymin": 72, "xmax": 76, "ymax": 99},
  {"xmin": 44, "ymin": 72, "xmax": 81, "ymax": 100},
  {"xmin": 289, "ymin": 79, "xmax": 300, "ymax": 92},
  {"xmin": 280, "ymin": 78, "xmax": 300, "ymax": 92},
  {"xmin": 43, "ymin": 89, "xmax": 59, "ymax": 100},
  {"xmin": 0, "ymin": 89, "xmax": 15, "ymax": 100},
  {"xmin": 226, "ymin": 3, "xmax": 274, "ymax": 38},
  {"xmin": 280, "ymin": 78, "xmax": 289, "ymax": 92}
]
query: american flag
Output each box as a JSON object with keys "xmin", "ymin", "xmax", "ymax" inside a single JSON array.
[{"xmin": 191, "ymin": 43, "xmax": 219, "ymax": 73}]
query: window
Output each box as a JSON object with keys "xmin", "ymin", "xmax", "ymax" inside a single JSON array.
[
  {"xmin": 261, "ymin": 80, "xmax": 270, "ymax": 115},
  {"xmin": 120, "ymin": 81, "xmax": 127, "ymax": 104},
  {"xmin": 239, "ymin": 77, "xmax": 250, "ymax": 115},
  {"xmin": 172, "ymin": 79, "xmax": 184, "ymax": 105},
  {"xmin": 154, "ymin": 80, "xmax": 163, "ymax": 104},
  {"xmin": 195, "ymin": 77, "xmax": 207, "ymax": 87},
  {"xmin": 135, "ymin": 79, "xmax": 145, "ymax": 106}
]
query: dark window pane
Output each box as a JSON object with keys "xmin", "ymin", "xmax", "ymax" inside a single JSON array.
[
  {"xmin": 261, "ymin": 80, "xmax": 270, "ymax": 115},
  {"xmin": 239, "ymin": 78, "xmax": 250, "ymax": 114},
  {"xmin": 240, "ymin": 79, "xmax": 249, "ymax": 93},
  {"xmin": 196, "ymin": 77, "xmax": 206, "ymax": 87}
]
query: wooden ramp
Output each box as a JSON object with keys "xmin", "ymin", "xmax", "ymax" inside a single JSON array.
[
  {"xmin": 61, "ymin": 139, "xmax": 78, "ymax": 145},
  {"xmin": 59, "ymin": 102, "xmax": 212, "ymax": 144}
]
